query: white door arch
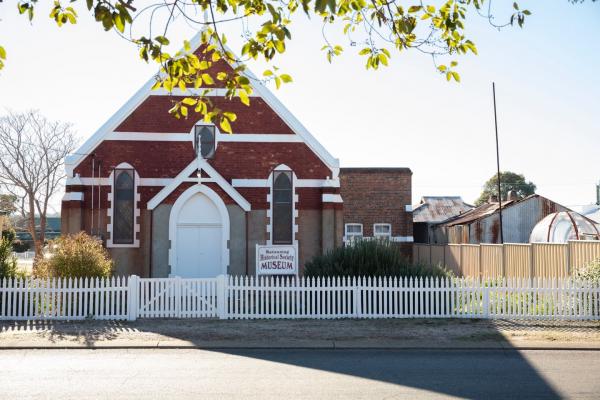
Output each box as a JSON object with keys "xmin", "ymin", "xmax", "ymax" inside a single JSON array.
[{"xmin": 168, "ymin": 185, "xmax": 230, "ymax": 278}]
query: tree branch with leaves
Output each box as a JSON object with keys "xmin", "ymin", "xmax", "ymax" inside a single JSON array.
[{"xmin": 1, "ymin": 0, "xmax": 542, "ymax": 132}]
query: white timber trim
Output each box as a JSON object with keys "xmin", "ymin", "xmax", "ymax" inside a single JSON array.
[
  {"xmin": 107, "ymin": 162, "xmax": 140, "ymax": 248},
  {"xmin": 391, "ymin": 236, "xmax": 414, "ymax": 243},
  {"xmin": 65, "ymin": 32, "xmax": 339, "ymax": 179},
  {"xmin": 67, "ymin": 177, "xmax": 174, "ymax": 186},
  {"xmin": 62, "ymin": 192, "xmax": 84, "ymax": 202},
  {"xmin": 405, "ymin": 205, "xmax": 413, "ymax": 212},
  {"xmin": 104, "ymin": 132, "xmax": 302, "ymax": 143},
  {"xmin": 146, "ymin": 158, "xmax": 250, "ymax": 211},
  {"xmin": 322, "ymin": 194, "xmax": 343, "ymax": 203},
  {"xmin": 105, "ymin": 132, "xmax": 191, "ymax": 142},
  {"xmin": 232, "ymin": 178, "xmax": 340, "ymax": 188},
  {"xmin": 373, "ymin": 223, "xmax": 392, "ymax": 238}
]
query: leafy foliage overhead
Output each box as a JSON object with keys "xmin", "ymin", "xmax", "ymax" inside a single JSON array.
[
  {"xmin": 3, "ymin": 0, "xmax": 538, "ymax": 132},
  {"xmin": 475, "ymin": 171, "xmax": 536, "ymax": 206}
]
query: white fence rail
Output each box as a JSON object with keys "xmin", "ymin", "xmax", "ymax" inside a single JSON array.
[
  {"xmin": 0, "ymin": 276, "xmax": 130, "ymax": 320},
  {"xmin": 0, "ymin": 275, "xmax": 599, "ymax": 321}
]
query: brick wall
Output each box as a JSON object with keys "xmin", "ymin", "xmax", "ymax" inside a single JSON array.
[
  {"xmin": 339, "ymin": 168, "xmax": 412, "ymax": 238},
  {"xmin": 115, "ymin": 96, "xmax": 295, "ymax": 134}
]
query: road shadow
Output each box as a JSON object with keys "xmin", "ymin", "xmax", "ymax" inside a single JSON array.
[{"xmin": 2, "ymin": 318, "xmax": 592, "ymax": 398}]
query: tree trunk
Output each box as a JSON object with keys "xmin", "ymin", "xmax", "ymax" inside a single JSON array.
[{"xmin": 27, "ymin": 193, "xmax": 42, "ymax": 261}]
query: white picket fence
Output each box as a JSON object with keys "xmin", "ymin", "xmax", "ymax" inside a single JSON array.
[{"xmin": 0, "ymin": 275, "xmax": 599, "ymax": 321}]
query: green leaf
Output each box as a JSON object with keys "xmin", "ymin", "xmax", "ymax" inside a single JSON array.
[
  {"xmin": 155, "ymin": 36, "xmax": 170, "ymax": 46},
  {"xmin": 223, "ymin": 112, "xmax": 237, "ymax": 122},
  {"xmin": 182, "ymin": 97, "xmax": 197, "ymax": 106},
  {"xmin": 239, "ymin": 90, "xmax": 250, "ymax": 106},
  {"xmin": 327, "ymin": 0, "xmax": 336, "ymax": 13},
  {"xmin": 280, "ymin": 74, "xmax": 293, "ymax": 83},
  {"xmin": 202, "ymin": 73, "xmax": 214, "ymax": 85},
  {"xmin": 220, "ymin": 117, "xmax": 232, "ymax": 133},
  {"xmin": 0, "ymin": 46, "xmax": 5, "ymax": 60},
  {"xmin": 513, "ymin": 2, "xmax": 519, "ymax": 10},
  {"xmin": 114, "ymin": 14, "xmax": 125, "ymax": 33},
  {"xmin": 452, "ymin": 72, "xmax": 460, "ymax": 82}
]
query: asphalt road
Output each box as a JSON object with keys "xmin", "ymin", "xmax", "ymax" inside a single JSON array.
[{"xmin": 1, "ymin": 349, "xmax": 599, "ymax": 399}]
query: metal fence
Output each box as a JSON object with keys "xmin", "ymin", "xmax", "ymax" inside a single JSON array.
[
  {"xmin": 1, "ymin": 275, "xmax": 599, "ymax": 321},
  {"xmin": 413, "ymin": 241, "xmax": 600, "ymax": 278}
]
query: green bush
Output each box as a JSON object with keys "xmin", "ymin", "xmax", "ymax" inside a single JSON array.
[
  {"xmin": 11, "ymin": 239, "xmax": 29, "ymax": 253},
  {"xmin": 1, "ymin": 228, "xmax": 16, "ymax": 242},
  {"xmin": 304, "ymin": 239, "xmax": 453, "ymax": 278},
  {"xmin": 36, "ymin": 232, "xmax": 113, "ymax": 278},
  {"xmin": 0, "ymin": 237, "xmax": 19, "ymax": 279},
  {"xmin": 574, "ymin": 258, "xmax": 600, "ymax": 283}
]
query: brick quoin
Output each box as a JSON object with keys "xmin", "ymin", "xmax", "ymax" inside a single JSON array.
[
  {"xmin": 340, "ymin": 168, "xmax": 412, "ymax": 238},
  {"xmin": 115, "ymin": 96, "xmax": 295, "ymax": 134}
]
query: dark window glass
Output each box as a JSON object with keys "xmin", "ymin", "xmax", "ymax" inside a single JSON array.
[
  {"xmin": 113, "ymin": 169, "xmax": 135, "ymax": 244},
  {"xmin": 194, "ymin": 125, "xmax": 216, "ymax": 159},
  {"xmin": 272, "ymin": 170, "xmax": 293, "ymax": 244}
]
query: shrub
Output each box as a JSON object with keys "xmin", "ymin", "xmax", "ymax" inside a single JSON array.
[
  {"xmin": 1, "ymin": 228, "xmax": 16, "ymax": 242},
  {"xmin": 11, "ymin": 239, "xmax": 29, "ymax": 253},
  {"xmin": 574, "ymin": 258, "xmax": 600, "ymax": 283},
  {"xmin": 0, "ymin": 237, "xmax": 19, "ymax": 279},
  {"xmin": 304, "ymin": 239, "xmax": 453, "ymax": 278},
  {"xmin": 36, "ymin": 232, "xmax": 113, "ymax": 278}
]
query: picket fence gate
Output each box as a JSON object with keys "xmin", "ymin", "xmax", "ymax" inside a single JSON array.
[{"xmin": 0, "ymin": 275, "xmax": 599, "ymax": 321}]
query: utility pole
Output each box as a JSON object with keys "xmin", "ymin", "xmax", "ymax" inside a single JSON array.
[{"xmin": 492, "ymin": 82, "xmax": 504, "ymax": 244}]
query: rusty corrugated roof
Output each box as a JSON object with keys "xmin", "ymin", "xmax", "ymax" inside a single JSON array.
[
  {"xmin": 413, "ymin": 196, "xmax": 474, "ymax": 223},
  {"xmin": 440, "ymin": 194, "xmax": 550, "ymax": 227}
]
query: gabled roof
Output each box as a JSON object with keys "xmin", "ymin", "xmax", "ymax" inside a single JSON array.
[
  {"xmin": 412, "ymin": 196, "xmax": 473, "ymax": 223},
  {"xmin": 66, "ymin": 33, "xmax": 339, "ymax": 176}
]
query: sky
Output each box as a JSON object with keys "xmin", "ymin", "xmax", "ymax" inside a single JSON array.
[{"xmin": 0, "ymin": 1, "xmax": 599, "ymax": 213}]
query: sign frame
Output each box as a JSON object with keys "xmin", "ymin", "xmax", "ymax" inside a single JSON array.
[{"xmin": 255, "ymin": 244, "xmax": 298, "ymax": 276}]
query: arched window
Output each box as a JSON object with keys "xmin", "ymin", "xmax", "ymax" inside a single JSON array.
[
  {"xmin": 113, "ymin": 168, "xmax": 135, "ymax": 244},
  {"xmin": 272, "ymin": 170, "xmax": 293, "ymax": 244}
]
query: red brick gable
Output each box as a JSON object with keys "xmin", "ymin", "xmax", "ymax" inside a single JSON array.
[{"xmin": 115, "ymin": 96, "xmax": 295, "ymax": 134}]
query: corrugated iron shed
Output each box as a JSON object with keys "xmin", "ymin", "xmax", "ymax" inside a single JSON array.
[
  {"xmin": 413, "ymin": 196, "xmax": 473, "ymax": 223},
  {"xmin": 435, "ymin": 194, "xmax": 572, "ymax": 244}
]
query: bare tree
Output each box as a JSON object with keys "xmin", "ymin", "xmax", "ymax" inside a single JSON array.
[{"xmin": 0, "ymin": 110, "xmax": 77, "ymax": 261}]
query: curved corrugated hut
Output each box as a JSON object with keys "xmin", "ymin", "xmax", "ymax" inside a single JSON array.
[{"xmin": 530, "ymin": 211, "xmax": 600, "ymax": 243}]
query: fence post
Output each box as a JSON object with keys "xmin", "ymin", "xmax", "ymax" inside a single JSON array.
[
  {"xmin": 482, "ymin": 282, "xmax": 490, "ymax": 319},
  {"xmin": 127, "ymin": 275, "xmax": 139, "ymax": 321},
  {"xmin": 353, "ymin": 278, "xmax": 361, "ymax": 318},
  {"xmin": 217, "ymin": 274, "xmax": 227, "ymax": 320},
  {"xmin": 174, "ymin": 275, "xmax": 182, "ymax": 318}
]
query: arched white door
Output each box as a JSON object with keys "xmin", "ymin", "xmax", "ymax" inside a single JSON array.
[{"xmin": 169, "ymin": 186, "xmax": 229, "ymax": 278}]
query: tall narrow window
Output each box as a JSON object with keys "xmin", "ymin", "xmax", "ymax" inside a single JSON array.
[
  {"xmin": 194, "ymin": 125, "xmax": 216, "ymax": 159},
  {"xmin": 272, "ymin": 170, "xmax": 293, "ymax": 244},
  {"xmin": 113, "ymin": 169, "xmax": 135, "ymax": 244}
]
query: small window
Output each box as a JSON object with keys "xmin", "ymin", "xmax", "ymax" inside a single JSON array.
[
  {"xmin": 113, "ymin": 169, "xmax": 135, "ymax": 244},
  {"xmin": 272, "ymin": 170, "xmax": 293, "ymax": 244},
  {"xmin": 194, "ymin": 125, "xmax": 216, "ymax": 159},
  {"xmin": 374, "ymin": 223, "xmax": 392, "ymax": 238},
  {"xmin": 345, "ymin": 224, "xmax": 363, "ymax": 241}
]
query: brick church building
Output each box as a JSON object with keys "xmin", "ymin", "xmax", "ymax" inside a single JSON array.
[{"xmin": 61, "ymin": 37, "xmax": 413, "ymax": 278}]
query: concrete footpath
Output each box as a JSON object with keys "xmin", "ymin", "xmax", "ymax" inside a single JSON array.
[{"xmin": 1, "ymin": 318, "xmax": 599, "ymax": 350}]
